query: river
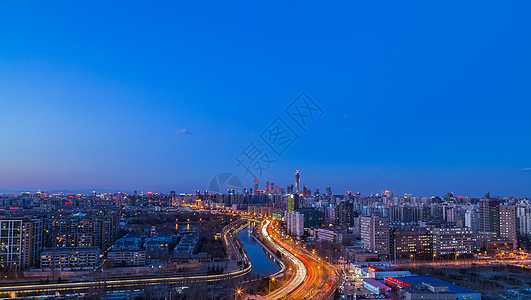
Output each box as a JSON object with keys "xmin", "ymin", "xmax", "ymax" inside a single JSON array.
[{"xmin": 236, "ymin": 225, "xmax": 281, "ymax": 277}]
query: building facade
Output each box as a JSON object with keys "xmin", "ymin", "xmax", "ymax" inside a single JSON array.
[{"xmin": 360, "ymin": 216, "xmax": 390, "ymax": 259}]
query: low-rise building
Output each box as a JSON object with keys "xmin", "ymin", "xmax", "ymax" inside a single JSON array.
[
  {"xmin": 386, "ymin": 276, "xmax": 481, "ymax": 300},
  {"xmin": 108, "ymin": 250, "xmax": 146, "ymax": 267},
  {"xmin": 40, "ymin": 247, "xmax": 100, "ymax": 270}
]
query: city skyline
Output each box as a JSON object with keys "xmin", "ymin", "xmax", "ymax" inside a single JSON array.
[{"xmin": 1, "ymin": 2, "xmax": 531, "ymax": 196}]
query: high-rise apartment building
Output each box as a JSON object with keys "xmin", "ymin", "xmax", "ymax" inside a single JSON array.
[
  {"xmin": 360, "ymin": 216, "xmax": 390, "ymax": 259},
  {"xmin": 498, "ymin": 205, "xmax": 517, "ymax": 242},
  {"xmin": 44, "ymin": 212, "xmax": 118, "ymax": 250},
  {"xmin": 21, "ymin": 219, "xmax": 43, "ymax": 269},
  {"xmin": 286, "ymin": 211, "xmax": 304, "ymax": 237},
  {"xmin": 518, "ymin": 206, "xmax": 531, "ymax": 238},
  {"xmin": 0, "ymin": 218, "xmax": 43, "ymax": 270},
  {"xmin": 478, "ymin": 198, "xmax": 517, "ymax": 244}
]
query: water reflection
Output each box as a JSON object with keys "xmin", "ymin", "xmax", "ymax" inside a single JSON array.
[{"xmin": 237, "ymin": 225, "xmax": 281, "ymax": 277}]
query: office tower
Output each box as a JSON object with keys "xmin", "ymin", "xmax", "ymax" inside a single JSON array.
[
  {"xmin": 360, "ymin": 216, "xmax": 390, "ymax": 259},
  {"xmin": 302, "ymin": 186, "xmax": 311, "ymax": 197},
  {"xmin": 265, "ymin": 181, "xmax": 269, "ymax": 193},
  {"xmin": 295, "ymin": 169, "xmax": 300, "ymax": 193},
  {"xmin": 314, "ymin": 189, "xmax": 320, "ymax": 196},
  {"xmin": 295, "ymin": 208, "xmax": 324, "ymax": 228},
  {"xmin": 287, "ymin": 194, "xmax": 300, "ymax": 212},
  {"xmin": 287, "ymin": 194, "xmax": 295, "ymax": 213},
  {"xmin": 335, "ymin": 201, "xmax": 354, "ymax": 226},
  {"xmin": 390, "ymin": 206, "xmax": 424, "ymax": 223},
  {"xmin": 499, "ymin": 205, "xmax": 517, "ymax": 241},
  {"xmin": 270, "ymin": 182, "xmax": 275, "ymax": 194},
  {"xmin": 465, "ymin": 209, "xmax": 480, "ymax": 232},
  {"xmin": 325, "ymin": 186, "xmax": 332, "ymax": 196},
  {"xmin": 253, "ymin": 178, "xmax": 259, "ymax": 193},
  {"xmin": 293, "ymin": 193, "xmax": 300, "ymax": 210},
  {"xmin": 430, "ymin": 227, "xmax": 474, "ymax": 255},
  {"xmin": 479, "ymin": 197, "xmax": 499, "ymax": 233},
  {"xmin": 443, "ymin": 192, "xmax": 455, "ymax": 203},
  {"xmin": 287, "ymin": 184, "xmax": 294, "ymax": 194},
  {"xmin": 392, "ymin": 228, "xmax": 430, "ymax": 259}
]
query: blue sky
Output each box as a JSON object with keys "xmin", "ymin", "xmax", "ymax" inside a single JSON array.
[{"xmin": 0, "ymin": 1, "xmax": 530, "ymax": 197}]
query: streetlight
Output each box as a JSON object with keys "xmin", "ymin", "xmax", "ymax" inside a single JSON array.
[{"xmin": 269, "ymin": 277, "xmax": 276, "ymax": 293}]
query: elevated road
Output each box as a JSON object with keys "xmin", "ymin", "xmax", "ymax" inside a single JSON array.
[
  {"xmin": 261, "ymin": 218, "xmax": 339, "ymax": 300},
  {"xmin": 261, "ymin": 220, "xmax": 307, "ymax": 300}
]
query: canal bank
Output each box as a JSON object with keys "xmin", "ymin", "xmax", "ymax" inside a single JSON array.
[{"xmin": 236, "ymin": 225, "xmax": 282, "ymax": 277}]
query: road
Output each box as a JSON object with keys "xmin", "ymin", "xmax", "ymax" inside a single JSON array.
[
  {"xmin": 261, "ymin": 219, "xmax": 338, "ymax": 300},
  {"xmin": 261, "ymin": 219, "xmax": 307, "ymax": 300}
]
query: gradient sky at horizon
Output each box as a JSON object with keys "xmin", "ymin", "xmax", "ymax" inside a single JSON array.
[{"xmin": 1, "ymin": 1, "xmax": 530, "ymax": 197}]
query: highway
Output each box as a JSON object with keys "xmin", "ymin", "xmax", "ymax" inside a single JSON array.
[
  {"xmin": 261, "ymin": 219, "xmax": 338, "ymax": 300},
  {"xmin": 261, "ymin": 219, "xmax": 307, "ymax": 300}
]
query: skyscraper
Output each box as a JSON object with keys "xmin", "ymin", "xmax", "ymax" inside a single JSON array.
[
  {"xmin": 479, "ymin": 197, "xmax": 499, "ymax": 233},
  {"xmin": 295, "ymin": 169, "xmax": 300, "ymax": 193},
  {"xmin": 287, "ymin": 194, "xmax": 300, "ymax": 212},
  {"xmin": 253, "ymin": 178, "xmax": 259, "ymax": 193},
  {"xmin": 325, "ymin": 186, "xmax": 332, "ymax": 196},
  {"xmin": 287, "ymin": 184, "xmax": 294, "ymax": 194},
  {"xmin": 335, "ymin": 201, "xmax": 354, "ymax": 226}
]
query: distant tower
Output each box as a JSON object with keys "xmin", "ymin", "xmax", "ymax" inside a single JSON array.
[
  {"xmin": 265, "ymin": 181, "xmax": 269, "ymax": 193},
  {"xmin": 295, "ymin": 169, "xmax": 300, "ymax": 193},
  {"xmin": 254, "ymin": 178, "xmax": 259, "ymax": 193},
  {"xmin": 326, "ymin": 186, "xmax": 332, "ymax": 196},
  {"xmin": 270, "ymin": 182, "xmax": 275, "ymax": 194},
  {"xmin": 287, "ymin": 184, "xmax": 294, "ymax": 194}
]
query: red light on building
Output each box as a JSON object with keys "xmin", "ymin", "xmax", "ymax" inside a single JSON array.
[
  {"xmin": 65, "ymin": 201, "xmax": 72, "ymax": 205},
  {"xmin": 385, "ymin": 276, "xmax": 410, "ymax": 287},
  {"xmin": 68, "ymin": 195, "xmax": 75, "ymax": 199},
  {"xmin": 368, "ymin": 266, "xmax": 376, "ymax": 272},
  {"xmin": 9, "ymin": 207, "xmax": 18, "ymax": 210}
]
